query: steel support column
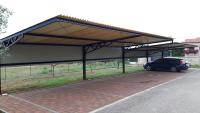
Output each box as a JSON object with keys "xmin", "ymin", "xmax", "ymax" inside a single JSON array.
[
  {"xmin": 161, "ymin": 50, "xmax": 164, "ymax": 58},
  {"xmin": 82, "ymin": 46, "xmax": 87, "ymax": 80},
  {"xmin": 122, "ymin": 47, "xmax": 125, "ymax": 73},
  {"xmin": 146, "ymin": 50, "xmax": 149, "ymax": 63}
]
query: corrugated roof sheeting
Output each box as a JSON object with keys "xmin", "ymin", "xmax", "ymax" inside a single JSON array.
[
  {"xmin": 19, "ymin": 35, "xmax": 97, "ymax": 45},
  {"xmin": 1, "ymin": 15, "xmax": 173, "ymax": 47}
]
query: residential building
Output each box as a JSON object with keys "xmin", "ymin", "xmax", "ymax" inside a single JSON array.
[{"xmin": 184, "ymin": 38, "xmax": 200, "ymax": 64}]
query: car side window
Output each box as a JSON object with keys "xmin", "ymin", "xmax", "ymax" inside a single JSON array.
[
  {"xmin": 164, "ymin": 59, "xmax": 178, "ymax": 64},
  {"xmin": 164, "ymin": 59, "xmax": 170, "ymax": 63},
  {"xmin": 154, "ymin": 59, "xmax": 163, "ymax": 63}
]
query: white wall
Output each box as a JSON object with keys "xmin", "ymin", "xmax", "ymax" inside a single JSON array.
[
  {"xmin": 125, "ymin": 50, "xmax": 146, "ymax": 58},
  {"xmin": 1, "ymin": 45, "xmax": 122, "ymax": 65},
  {"xmin": 2, "ymin": 45, "xmax": 82, "ymax": 64},
  {"xmin": 87, "ymin": 47, "xmax": 122, "ymax": 59},
  {"xmin": 125, "ymin": 50, "xmax": 158, "ymax": 58}
]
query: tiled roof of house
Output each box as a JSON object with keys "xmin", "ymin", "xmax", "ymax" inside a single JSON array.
[{"xmin": 185, "ymin": 37, "xmax": 200, "ymax": 43}]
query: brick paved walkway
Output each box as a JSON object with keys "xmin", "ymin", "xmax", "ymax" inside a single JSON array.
[{"xmin": 0, "ymin": 70, "xmax": 191, "ymax": 113}]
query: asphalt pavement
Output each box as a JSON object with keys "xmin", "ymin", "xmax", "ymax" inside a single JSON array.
[{"xmin": 92, "ymin": 69, "xmax": 200, "ymax": 113}]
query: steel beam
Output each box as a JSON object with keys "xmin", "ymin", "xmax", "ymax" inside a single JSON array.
[
  {"xmin": 1, "ymin": 18, "xmax": 59, "ymax": 47},
  {"xmin": 126, "ymin": 40, "xmax": 176, "ymax": 51},
  {"xmin": 87, "ymin": 35, "xmax": 141, "ymax": 47},
  {"xmin": 0, "ymin": 57, "xmax": 125, "ymax": 67},
  {"xmin": 17, "ymin": 42, "xmax": 82, "ymax": 47},
  {"xmin": 85, "ymin": 35, "xmax": 141, "ymax": 53},
  {"xmin": 85, "ymin": 42, "xmax": 112, "ymax": 54},
  {"xmin": 25, "ymin": 33, "xmax": 104, "ymax": 42},
  {"xmin": 146, "ymin": 50, "xmax": 149, "ymax": 63}
]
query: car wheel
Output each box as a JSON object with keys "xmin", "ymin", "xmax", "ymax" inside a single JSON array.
[
  {"xmin": 146, "ymin": 65, "xmax": 151, "ymax": 71},
  {"xmin": 171, "ymin": 67, "xmax": 177, "ymax": 72}
]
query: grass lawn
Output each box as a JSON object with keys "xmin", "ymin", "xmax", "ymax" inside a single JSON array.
[
  {"xmin": 191, "ymin": 64, "xmax": 200, "ymax": 68},
  {"xmin": 1, "ymin": 62, "xmax": 144, "ymax": 93}
]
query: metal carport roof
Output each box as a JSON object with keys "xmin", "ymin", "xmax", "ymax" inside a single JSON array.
[
  {"xmin": 1, "ymin": 15, "xmax": 173, "ymax": 48},
  {"xmin": 127, "ymin": 42, "xmax": 197, "ymax": 51},
  {"xmin": 0, "ymin": 15, "xmax": 176, "ymax": 94},
  {"xmin": 0, "ymin": 15, "xmax": 175, "ymax": 79},
  {"xmin": 125, "ymin": 42, "xmax": 197, "ymax": 62}
]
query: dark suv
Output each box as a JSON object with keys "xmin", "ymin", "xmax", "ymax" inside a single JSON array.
[{"xmin": 144, "ymin": 58, "xmax": 189, "ymax": 72}]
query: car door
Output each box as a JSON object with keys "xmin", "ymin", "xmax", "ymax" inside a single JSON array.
[
  {"xmin": 151, "ymin": 59, "xmax": 164, "ymax": 70},
  {"xmin": 162, "ymin": 59, "xmax": 172, "ymax": 70}
]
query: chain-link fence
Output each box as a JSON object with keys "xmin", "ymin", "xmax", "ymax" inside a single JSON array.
[{"xmin": 1, "ymin": 59, "xmax": 144, "ymax": 93}]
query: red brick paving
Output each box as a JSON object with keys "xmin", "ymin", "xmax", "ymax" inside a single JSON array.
[
  {"xmin": 0, "ymin": 70, "xmax": 192, "ymax": 113},
  {"xmin": 0, "ymin": 96, "xmax": 50, "ymax": 113}
]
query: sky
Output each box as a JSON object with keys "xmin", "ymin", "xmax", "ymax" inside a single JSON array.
[{"xmin": 1, "ymin": 0, "xmax": 200, "ymax": 42}]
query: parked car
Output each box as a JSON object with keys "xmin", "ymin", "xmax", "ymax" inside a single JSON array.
[{"xmin": 143, "ymin": 58, "xmax": 189, "ymax": 72}]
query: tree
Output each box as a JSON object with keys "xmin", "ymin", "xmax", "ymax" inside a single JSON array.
[
  {"xmin": 0, "ymin": 5, "xmax": 12, "ymax": 94},
  {"xmin": 0, "ymin": 44, "xmax": 9, "ymax": 94},
  {"xmin": 171, "ymin": 48, "xmax": 184, "ymax": 57},
  {"xmin": 0, "ymin": 5, "xmax": 12, "ymax": 34}
]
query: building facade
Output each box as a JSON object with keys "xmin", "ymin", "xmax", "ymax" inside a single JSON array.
[{"xmin": 184, "ymin": 38, "xmax": 200, "ymax": 64}]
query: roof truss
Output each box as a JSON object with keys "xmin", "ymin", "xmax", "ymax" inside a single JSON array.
[{"xmin": 1, "ymin": 15, "xmax": 173, "ymax": 48}]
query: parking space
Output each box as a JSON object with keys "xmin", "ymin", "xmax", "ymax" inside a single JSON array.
[
  {"xmin": 0, "ymin": 70, "xmax": 193, "ymax": 113},
  {"xmin": 93, "ymin": 69, "xmax": 200, "ymax": 113}
]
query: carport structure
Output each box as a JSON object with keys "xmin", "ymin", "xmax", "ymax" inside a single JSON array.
[
  {"xmin": 126, "ymin": 42, "xmax": 197, "ymax": 62},
  {"xmin": 0, "ymin": 15, "xmax": 173, "ymax": 94}
]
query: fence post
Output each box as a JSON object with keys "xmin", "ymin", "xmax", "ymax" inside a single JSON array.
[
  {"xmin": 51, "ymin": 64, "xmax": 55, "ymax": 77},
  {"xmin": 4, "ymin": 67, "xmax": 6, "ymax": 80},
  {"xmin": 30, "ymin": 65, "xmax": 32, "ymax": 76},
  {"xmin": 67, "ymin": 64, "xmax": 70, "ymax": 72}
]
